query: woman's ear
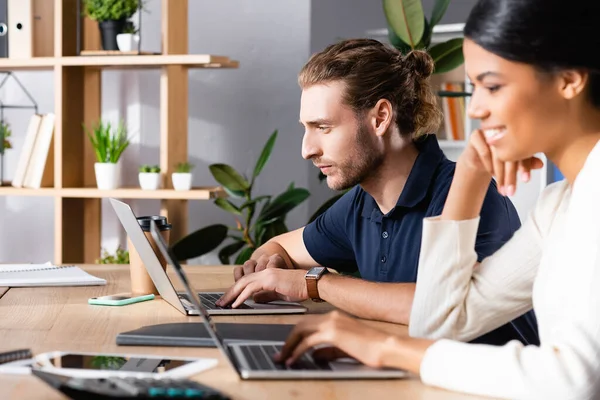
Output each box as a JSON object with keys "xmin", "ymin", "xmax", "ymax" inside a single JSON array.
[
  {"xmin": 558, "ymin": 69, "xmax": 588, "ymax": 100},
  {"xmin": 369, "ymin": 99, "xmax": 393, "ymax": 137}
]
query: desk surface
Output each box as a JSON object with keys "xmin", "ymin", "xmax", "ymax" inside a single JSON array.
[{"xmin": 0, "ymin": 264, "xmax": 487, "ymax": 399}]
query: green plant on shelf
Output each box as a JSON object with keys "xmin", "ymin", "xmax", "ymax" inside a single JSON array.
[
  {"xmin": 383, "ymin": 0, "xmax": 464, "ymax": 75},
  {"xmin": 139, "ymin": 164, "xmax": 160, "ymax": 173},
  {"xmin": 84, "ymin": 119, "xmax": 131, "ymax": 164},
  {"xmin": 0, "ymin": 120, "xmax": 12, "ymax": 155},
  {"xmin": 171, "ymin": 129, "xmax": 310, "ymax": 265},
  {"xmin": 175, "ymin": 162, "xmax": 194, "ymax": 173},
  {"xmin": 96, "ymin": 246, "xmax": 130, "ymax": 264},
  {"xmin": 122, "ymin": 20, "xmax": 138, "ymax": 34},
  {"xmin": 82, "ymin": 0, "xmax": 145, "ymax": 22}
]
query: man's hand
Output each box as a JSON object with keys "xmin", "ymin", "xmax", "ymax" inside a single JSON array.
[
  {"xmin": 216, "ymin": 268, "xmax": 308, "ymax": 308},
  {"xmin": 274, "ymin": 311, "xmax": 391, "ymax": 368},
  {"xmin": 234, "ymin": 254, "xmax": 290, "ymax": 282}
]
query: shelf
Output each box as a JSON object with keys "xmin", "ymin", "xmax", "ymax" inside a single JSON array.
[
  {"xmin": 60, "ymin": 187, "xmax": 226, "ymax": 200},
  {"xmin": 439, "ymin": 140, "xmax": 467, "ymax": 149},
  {"xmin": 0, "ymin": 186, "xmax": 226, "ymax": 200},
  {"xmin": 0, "ymin": 55, "xmax": 239, "ymax": 70},
  {"xmin": 61, "ymin": 54, "xmax": 239, "ymax": 69},
  {"xmin": 0, "ymin": 57, "xmax": 56, "ymax": 70},
  {"xmin": 0, "ymin": 186, "xmax": 57, "ymax": 196}
]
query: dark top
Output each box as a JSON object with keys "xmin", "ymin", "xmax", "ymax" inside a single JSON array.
[{"xmin": 303, "ymin": 134, "xmax": 539, "ymax": 346}]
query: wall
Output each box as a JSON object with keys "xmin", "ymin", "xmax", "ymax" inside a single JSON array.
[{"xmin": 0, "ymin": 0, "xmax": 312, "ymax": 264}]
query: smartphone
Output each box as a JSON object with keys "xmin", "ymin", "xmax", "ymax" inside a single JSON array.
[{"xmin": 88, "ymin": 293, "xmax": 154, "ymax": 306}]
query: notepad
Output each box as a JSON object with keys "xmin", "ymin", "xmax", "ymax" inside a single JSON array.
[{"xmin": 0, "ymin": 263, "xmax": 106, "ymax": 287}]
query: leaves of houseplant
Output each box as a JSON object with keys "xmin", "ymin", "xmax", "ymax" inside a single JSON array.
[
  {"xmin": 383, "ymin": 0, "xmax": 425, "ymax": 48},
  {"xmin": 430, "ymin": 0, "xmax": 451, "ymax": 28},
  {"xmin": 209, "ymin": 164, "xmax": 250, "ymax": 192},
  {"xmin": 252, "ymin": 129, "xmax": 278, "ymax": 184},
  {"xmin": 234, "ymin": 247, "xmax": 254, "ymax": 265},
  {"xmin": 214, "ymin": 198, "xmax": 242, "ymax": 215},
  {"xmin": 258, "ymin": 188, "xmax": 310, "ymax": 223},
  {"xmin": 218, "ymin": 241, "xmax": 246, "ymax": 264},
  {"xmin": 170, "ymin": 224, "xmax": 228, "ymax": 261},
  {"xmin": 429, "ymin": 38, "xmax": 464, "ymax": 74}
]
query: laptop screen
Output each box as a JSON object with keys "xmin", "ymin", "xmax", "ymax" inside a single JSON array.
[{"xmin": 148, "ymin": 221, "xmax": 229, "ymax": 355}]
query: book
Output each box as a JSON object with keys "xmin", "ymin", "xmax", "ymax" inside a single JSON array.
[
  {"xmin": 22, "ymin": 112, "xmax": 55, "ymax": 189},
  {"xmin": 0, "ymin": 263, "xmax": 106, "ymax": 287},
  {"xmin": 11, "ymin": 113, "xmax": 42, "ymax": 188}
]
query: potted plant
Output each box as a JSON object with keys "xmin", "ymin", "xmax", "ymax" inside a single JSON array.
[
  {"xmin": 172, "ymin": 162, "xmax": 194, "ymax": 191},
  {"xmin": 0, "ymin": 120, "xmax": 11, "ymax": 186},
  {"xmin": 170, "ymin": 130, "xmax": 310, "ymax": 265},
  {"xmin": 138, "ymin": 164, "xmax": 161, "ymax": 190},
  {"xmin": 82, "ymin": 0, "xmax": 144, "ymax": 51},
  {"xmin": 85, "ymin": 119, "xmax": 130, "ymax": 190},
  {"xmin": 116, "ymin": 21, "xmax": 140, "ymax": 52}
]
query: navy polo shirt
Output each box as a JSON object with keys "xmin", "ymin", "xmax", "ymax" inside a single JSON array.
[{"xmin": 303, "ymin": 134, "xmax": 539, "ymax": 347}]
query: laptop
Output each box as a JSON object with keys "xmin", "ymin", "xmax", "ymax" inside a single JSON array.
[
  {"xmin": 109, "ymin": 198, "xmax": 307, "ymax": 316},
  {"xmin": 149, "ymin": 220, "xmax": 409, "ymax": 380}
]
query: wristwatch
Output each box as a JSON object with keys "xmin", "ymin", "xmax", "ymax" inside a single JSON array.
[{"xmin": 305, "ymin": 266, "xmax": 329, "ymax": 302}]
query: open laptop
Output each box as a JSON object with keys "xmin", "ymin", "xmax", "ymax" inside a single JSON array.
[
  {"xmin": 109, "ymin": 198, "xmax": 307, "ymax": 316},
  {"xmin": 149, "ymin": 220, "xmax": 409, "ymax": 380}
]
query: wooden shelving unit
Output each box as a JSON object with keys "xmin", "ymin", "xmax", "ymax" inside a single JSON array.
[{"xmin": 0, "ymin": 0, "xmax": 237, "ymax": 265}]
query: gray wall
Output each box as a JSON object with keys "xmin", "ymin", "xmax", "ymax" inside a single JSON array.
[{"xmin": 0, "ymin": 0, "xmax": 311, "ymax": 264}]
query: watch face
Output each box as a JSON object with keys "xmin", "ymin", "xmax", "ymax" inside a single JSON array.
[{"xmin": 307, "ymin": 266, "xmax": 327, "ymax": 278}]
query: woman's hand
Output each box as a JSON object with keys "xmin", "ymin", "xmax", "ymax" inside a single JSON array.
[
  {"xmin": 275, "ymin": 311, "xmax": 392, "ymax": 368},
  {"xmin": 459, "ymin": 129, "xmax": 544, "ymax": 196}
]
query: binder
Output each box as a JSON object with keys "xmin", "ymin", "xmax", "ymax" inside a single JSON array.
[{"xmin": 7, "ymin": 0, "xmax": 32, "ymax": 59}]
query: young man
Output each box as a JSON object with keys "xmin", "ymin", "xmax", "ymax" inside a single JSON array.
[{"xmin": 216, "ymin": 38, "xmax": 538, "ymax": 346}]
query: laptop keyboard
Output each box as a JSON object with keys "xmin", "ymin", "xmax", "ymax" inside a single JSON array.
[
  {"xmin": 179, "ymin": 293, "xmax": 252, "ymax": 310},
  {"xmin": 238, "ymin": 343, "xmax": 331, "ymax": 371}
]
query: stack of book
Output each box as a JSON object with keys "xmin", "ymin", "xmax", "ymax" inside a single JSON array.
[{"xmin": 11, "ymin": 113, "xmax": 54, "ymax": 189}]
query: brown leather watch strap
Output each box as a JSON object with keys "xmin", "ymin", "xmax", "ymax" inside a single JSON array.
[{"xmin": 306, "ymin": 277, "xmax": 322, "ymax": 302}]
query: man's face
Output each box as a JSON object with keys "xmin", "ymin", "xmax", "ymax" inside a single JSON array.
[{"xmin": 299, "ymin": 81, "xmax": 384, "ymax": 191}]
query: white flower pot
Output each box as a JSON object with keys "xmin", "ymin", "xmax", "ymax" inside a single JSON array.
[
  {"xmin": 172, "ymin": 172, "xmax": 192, "ymax": 191},
  {"xmin": 138, "ymin": 172, "xmax": 161, "ymax": 190},
  {"xmin": 116, "ymin": 33, "xmax": 140, "ymax": 52},
  {"xmin": 94, "ymin": 162, "xmax": 120, "ymax": 190}
]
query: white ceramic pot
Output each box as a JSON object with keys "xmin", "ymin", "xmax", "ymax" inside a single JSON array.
[
  {"xmin": 172, "ymin": 172, "xmax": 192, "ymax": 191},
  {"xmin": 116, "ymin": 33, "xmax": 140, "ymax": 52},
  {"xmin": 94, "ymin": 162, "xmax": 120, "ymax": 190},
  {"xmin": 138, "ymin": 172, "xmax": 161, "ymax": 190}
]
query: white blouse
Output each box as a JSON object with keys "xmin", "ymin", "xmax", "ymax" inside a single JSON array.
[{"xmin": 409, "ymin": 140, "xmax": 600, "ymax": 399}]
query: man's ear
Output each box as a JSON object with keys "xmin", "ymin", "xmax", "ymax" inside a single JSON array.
[
  {"xmin": 558, "ymin": 69, "xmax": 588, "ymax": 100},
  {"xmin": 369, "ymin": 99, "xmax": 393, "ymax": 137}
]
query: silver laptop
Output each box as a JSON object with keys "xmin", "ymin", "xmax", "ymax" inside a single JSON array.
[
  {"xmin": 109, "ymin": 198, "xmax": 307, "ymax": 316},
  {"xmin": 149, "ymin": 220, "xmax": 409, "ymax": 380}
]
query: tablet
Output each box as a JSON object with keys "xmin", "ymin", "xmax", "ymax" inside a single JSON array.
[{"xmin": 31, "ymin": 351, "xmax": 218, "ymax": 379}]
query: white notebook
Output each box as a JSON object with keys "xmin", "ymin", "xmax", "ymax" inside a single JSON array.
[{"xmin": 0, "ymin": 263, "xmax": 106, "ymax": 287}]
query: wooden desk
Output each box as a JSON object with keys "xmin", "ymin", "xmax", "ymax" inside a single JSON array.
[{"xmin": 0, "ymin": 265, "xmax": 486, "ymax": 399}]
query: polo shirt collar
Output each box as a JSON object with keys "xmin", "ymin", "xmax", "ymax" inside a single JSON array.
[{"xmin": 361, "ymin": 134, "xmax": 446, "ymax": 219}]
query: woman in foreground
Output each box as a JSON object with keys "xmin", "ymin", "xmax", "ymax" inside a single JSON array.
[{"xmin": 276, "ymin": 0, "xmax": 600, "ymax": 398}]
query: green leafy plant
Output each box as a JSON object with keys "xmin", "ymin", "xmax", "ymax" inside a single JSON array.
[
  {"xmin": 171, "ymin": 129, "xmax": 310, "ymax": 265},
  {"xmin": 175, "ymin": 162, "xmax": 194, "ymax": 173},
  {"xmin": 0, "ymin": 120, "xmax": 12, "ymax": 155},
  {"xmin": 383, "ymin": 0, "xmax": 465, "ymax": 75},
  {"xmin": 122, "ymin": 20, "xmax": 138, "ymax": 34},
  {"xmin": 85, "ymin": 119, "xmax": 131, "ymax": 163},
  {"xmin": 82, "ymin": 0, "xmax": 144, "ymax": 22},
  {"xmin": 96, "ymin": 246, "xmax": 130, "ymax": 264},
  {"xmin": 139, "ymin": 164, "xmax": 160, "ymax": 173}
]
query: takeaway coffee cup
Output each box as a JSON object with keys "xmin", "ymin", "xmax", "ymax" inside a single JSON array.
[{"xmin": 128, "ymin": 215, "xmax": 172, "ymax": 295}]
